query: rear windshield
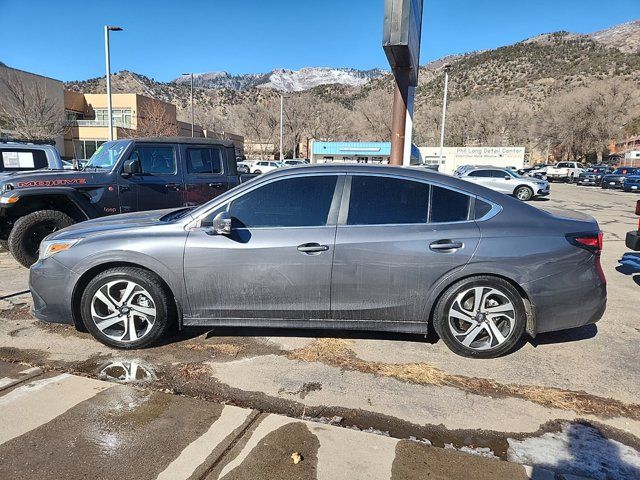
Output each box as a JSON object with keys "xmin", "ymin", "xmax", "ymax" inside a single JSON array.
[
  {"xmin": 0, "ymin": 149, "xmax": 49, "ymax": 171},
  {"xmin": 556, "ymin": 162, "xmax": 574, "ymax": 168}
]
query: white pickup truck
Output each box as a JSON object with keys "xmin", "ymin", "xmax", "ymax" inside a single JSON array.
[{"xmin": 545, "ymin": 161, "xmax": 586, "ymax": 183}]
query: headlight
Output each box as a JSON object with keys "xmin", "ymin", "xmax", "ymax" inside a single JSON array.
[{"xmin": 39, "ymin": 239, "xmax": 80, "ymax": 260}]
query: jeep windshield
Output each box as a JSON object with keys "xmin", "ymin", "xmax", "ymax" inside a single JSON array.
[{"xmin": 83, "ymin": 141, "xmax": 129, "ymax": 170}]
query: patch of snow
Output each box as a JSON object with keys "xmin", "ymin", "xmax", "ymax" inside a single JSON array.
[
  {"xmin": 507, "ymin": 422, "xmax": 640, "ymax": 480},
  {"xmin": 444, "ymin": 443, "xmax": 499, "ymax": 459}
]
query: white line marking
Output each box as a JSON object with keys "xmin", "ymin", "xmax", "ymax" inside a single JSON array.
[{"xmin": 156, "ymin": 405, "xmax": 253, "ymax": 480}]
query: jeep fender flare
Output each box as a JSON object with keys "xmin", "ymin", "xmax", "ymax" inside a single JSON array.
[{"xmin": 2, "ymin": 187, "xmax": 100, "ymax": 221}]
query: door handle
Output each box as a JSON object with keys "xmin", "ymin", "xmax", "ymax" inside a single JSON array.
[
  {"xmin": 297, "ymin": 243, "xmax": 329, "ymax": 254},
  {"xmin": 209, "ymin": 182, "xmax": 225, "ymax": 188},
  {"xmin": 430, "ymin": 240, "xmax": 463, "ymax": 251},
  {"xmin": 165, "ymin": 183, "xmax": 181, "ymax": 191}
]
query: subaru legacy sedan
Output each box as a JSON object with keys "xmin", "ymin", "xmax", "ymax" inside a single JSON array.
[{"xmin": 29, "ymin": 165, "xmax": 606, "ymax": 358}]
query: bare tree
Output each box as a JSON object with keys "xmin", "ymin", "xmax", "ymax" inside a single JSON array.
[
  {"xmin": 0, "ymin": 70, "xmax": 65, "ymax": 140},
  {"xmin": 232, "ymin": 99, "xmax": 279, "ymax": 158},
  {"xmin": 131, "ymin": 100, "xmax": 178, "ymax": 137},
  {"xmin": 352, "ymin": 88, "xmax": 393, "ymax": 141}
]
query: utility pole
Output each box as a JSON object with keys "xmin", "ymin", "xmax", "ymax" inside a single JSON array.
[
  {"xmin": 279, "ymin": 94, "xmax": 284, "ymax": 161},
  {"xmin": 439, "ymin": 64, "xmax": 451, "ymax": 161},
  {"xmin": 104, "ymin": 25, "xmax": 123, "ymax": 141},
  {"xmin": 182, "ymin": 73, "xmax": 195, "ymax": 137}
]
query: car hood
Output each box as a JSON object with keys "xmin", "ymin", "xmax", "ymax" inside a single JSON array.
[
  {"xmin": 602, "ymin": 174, "xmax": 625, "ymax": 180},
  {"xmin": 50, "ymin": 208, "xmax": 188, "ymax": 240}
]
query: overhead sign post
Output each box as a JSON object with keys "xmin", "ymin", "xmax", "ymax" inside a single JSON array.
[{"xmin": 382, "ymin": 0, "xmax": 424, "ymax": 166}]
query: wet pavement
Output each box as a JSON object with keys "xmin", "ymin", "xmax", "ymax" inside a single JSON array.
[
  {"xmin": 0, "ymin": 361, "xmax": 591, "ymax": 480},
  {"xmin": 0, "ymin": 183, "xmax": 639, "ymax": 478}
]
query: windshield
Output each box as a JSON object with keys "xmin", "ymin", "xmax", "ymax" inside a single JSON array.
[
  {"xmin": 613, "ymin": 168, "xmax": 638, "ymax": 175},
  {"xmin": 84, "ymin": 141, "xmax": 128, "ymax": 170},
  {"xmin": 588, "ymin": 167, "xmax": 607, "ymax": 173}
]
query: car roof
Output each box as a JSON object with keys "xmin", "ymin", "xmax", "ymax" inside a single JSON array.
[{"xmin": 131, "ymin": 136, "xmax": 235, "ymax": 148}]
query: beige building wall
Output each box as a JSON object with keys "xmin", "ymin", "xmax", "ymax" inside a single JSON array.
[{"xmin": 0, "ymin": 64, "xmax": 65, "ymax": 152}]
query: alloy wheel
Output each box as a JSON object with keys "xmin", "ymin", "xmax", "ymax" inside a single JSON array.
[
  {"xmin": 90, "ymin": 280, "xmax": 157, "ymax": 343},
  {"xmin": 447, "ymin": 286, "xmax": 516, "ymax": 351},
  {"xmin": 516, "ymin": 187, "xmax": 533, "ymax": 201}
]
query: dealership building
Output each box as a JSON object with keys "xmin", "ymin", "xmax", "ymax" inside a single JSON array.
[{"xmin": 310, "ymin": 141, "xmax": 422, "ymax": 164}]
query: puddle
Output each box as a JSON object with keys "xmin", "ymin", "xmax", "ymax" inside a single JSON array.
[{"xmin": 98, "ymin": 359, "xmax": 156, "ymax": 384}]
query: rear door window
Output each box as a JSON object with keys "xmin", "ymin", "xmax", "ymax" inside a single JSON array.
[
  {"xmin": 347, "ymin": 176, "xmax": 430, "ymax": 225},
  {"xmin": 186, "ymin": 147, "xmax": 223, "ymax": 174},
  {"xmin": 467, "ymin": 170, "xmax": 493, "ymax": 178},
  {"xmin": 430, "ymin": 186, "xmax": 472, "ymax": 223}
]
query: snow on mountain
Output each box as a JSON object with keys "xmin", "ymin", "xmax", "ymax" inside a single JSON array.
[{"xmin": 173, "ymin": 67, "xmax": 387, "ymax": 92}]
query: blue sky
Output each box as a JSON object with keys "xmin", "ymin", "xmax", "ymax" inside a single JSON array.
[{"xmin": 0, "ymin": 0, "xmax": 637, "ymax": 82}]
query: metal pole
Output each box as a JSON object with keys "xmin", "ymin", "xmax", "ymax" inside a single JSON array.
[
  {"xmin": 439, "ymin": 66, "xmax": 450, "ymax": 161},
  {"xmin": 104, "ymin": 26, "xmax": 113, "ymax": 141},
  {"xmin": 389, "ymin": 68, "xmax": 410, "ymax": 166},
  {"xmin": 190, "ymin": 73, "xmax": 194, "ymax": 137},
  {"xmin": 279, "ymin": 94, "xmax": 284, "ymax": 161}
]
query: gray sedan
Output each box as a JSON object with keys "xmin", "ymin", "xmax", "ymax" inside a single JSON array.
[{"xmin": 29, "ymin": 165, "xmax": 606, "ymax": 358}]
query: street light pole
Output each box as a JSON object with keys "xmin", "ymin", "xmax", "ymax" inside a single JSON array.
[
  {"xmin": 439, "ymin": 64, "xmax": 451, "ymax": 161},
  {"xmin": 182, "ymin": 73, "xmax": 195, "ymax": 137},
  {"xmin": 104, "ymin": 26, "xmax": 122, "ymax": 142},
  {"xmin": 279, "ymin": 94, "xmax": 284, "ymax": 161}
]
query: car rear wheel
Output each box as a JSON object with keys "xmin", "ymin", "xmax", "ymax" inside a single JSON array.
[
  {"xmin": 433, "ymin": 276, "xmax": 527, "ymax": 358},
  {"xmin": 254, "ymin": 170, "xmax": 262, "ymax": 174},
  {"xmin": 80, "ymin": 267, "xmax": 175, "ymax": 349},
  {"xmin": 514, "ymin": 186, "xmax": 534, "ymax": 201},
  {"xmin": 8, "ymin": 210, "xmax": 75, "ymax": 268}
]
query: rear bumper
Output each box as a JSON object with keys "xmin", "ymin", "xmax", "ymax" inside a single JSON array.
[
  {"xmin": 626, "ymin": 231, "xmax": 640, "ymax": 251},
  {"xmin": 29, "ymin": 257, "xmax": 77, "ymax": 325},
  {"xmin": 525, "ymin": 257, "xmax": 606, "ymax": 335}
]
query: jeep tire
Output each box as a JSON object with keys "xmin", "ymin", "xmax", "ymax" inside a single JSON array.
[{"xmin": 8, "ymin": 210, "xmax": 75, "ymax": 268}]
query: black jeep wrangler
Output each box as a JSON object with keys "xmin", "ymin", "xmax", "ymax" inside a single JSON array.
[{"xmin": 0, "ymin": 137, "xmax": 249, "ymax": 267}]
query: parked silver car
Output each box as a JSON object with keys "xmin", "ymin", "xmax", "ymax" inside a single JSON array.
[
  {"xmin": 29, "ymin": 165, "xmax": 605, "ymax": 358},
  {"xmin": 456, "ymin": 166, "xmax": 550, "ymax": 201}
]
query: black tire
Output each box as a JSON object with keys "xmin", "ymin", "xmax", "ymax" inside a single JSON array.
[
  {"xmin": 432, "ymin": 276, "xmax": 527, "ymax": 359},
  {"xmin": 568, "ymin": 174, "xmax": 574, "ymax": 184},
  {"xmin": 80, "ymin": 266, "xmax": 175, "ymax": 349},
  {"xmin": 8, "ymin": 210, "xmax": 75, "ymax": 268},
  {"xmin": 254, "ymin": 170, "xmax": 262, "ymax": 174},
  {"xmin": 514, "ymin": 186, "xmax": 534, "ymax": 201}
]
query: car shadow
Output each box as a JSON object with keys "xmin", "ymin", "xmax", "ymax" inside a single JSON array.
[{"xmin": 527, "ymin": 324, "xmax": 598, "ymax": 347}]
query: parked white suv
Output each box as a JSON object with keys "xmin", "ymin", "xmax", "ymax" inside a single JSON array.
[
  {"xmin": 546, "ymin": 162, "xmax": 585, "ymax": 183},
  {"xmin": 251, "ymin": 161, "xmax": 285, "ymax": 174},
  {"xmin": 456, "ymin": 166, "xmax": 550, "ymax": 201}
]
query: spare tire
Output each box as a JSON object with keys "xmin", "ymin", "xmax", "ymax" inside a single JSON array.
[{"xmin": 8, "ymin": 210, "xmax": 75, "ymax": 268}]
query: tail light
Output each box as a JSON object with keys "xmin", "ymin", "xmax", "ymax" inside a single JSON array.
[
  {"xmin": 566, "ymin": 232, "xmax": 603, "ymax": 254},
  {"xmin": 566, "ymin": 232, "xmax": 605, "ymax": 283}
]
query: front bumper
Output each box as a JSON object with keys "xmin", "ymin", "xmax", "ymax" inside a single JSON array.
[
  {"xmin": 602, "ymin": 179, "xmax": 624, "ymax": 189},
  {"xmin": 29, "ymin": 256, "xmax": 78, "ymax": 325},
  {"xmin": 535, "ymin": 187, "xmax": 550, "ymax": 197},
  {"xmin": 577, "ymin": 177, "xmax": 601, "ymax": 185},
  {"xmin": 626, "ymin": 231, "xmax": 640, "ymax": 251}
]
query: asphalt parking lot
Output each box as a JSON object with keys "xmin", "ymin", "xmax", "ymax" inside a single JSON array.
[{"xmin": 1, "ymin": 182, "xmax": 639, "ymax": 478}]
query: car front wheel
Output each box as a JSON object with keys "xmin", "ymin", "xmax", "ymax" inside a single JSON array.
[
  {"xmin": 80, "ymin": 267, "xmax": 174, "ymax": 349},
  {"xmin": 514, "ymin": 186, "xmax": 534, "ymax": 201},
  {"xmin": 433, "ymin": 276, "xmax": 527, "ymax": 358}
]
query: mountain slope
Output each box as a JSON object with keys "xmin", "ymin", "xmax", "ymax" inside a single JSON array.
[{"xmin": 173, "ymin": 67, "xmax": 387, "ymax": 92}]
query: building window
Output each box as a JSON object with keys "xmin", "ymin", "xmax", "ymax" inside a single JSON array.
[
  {"xmin": 94, "ymin": 109, "xmax": 132, "ymax": 128},
  {"xmin": 73, "ymin": 140, "xmax": 106, "ymax": 159}
]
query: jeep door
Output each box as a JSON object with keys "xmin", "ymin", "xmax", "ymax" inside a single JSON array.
[
  {"xmin": 181, "ymin": 145, "xmax": 230, "ymax": 206},
  {"xmin": 184, "ymin": 174, "xmax": 343, "ymax": 320},
  {"xmin": 118, "ymin": 143, "xmax": 183, "ymax": 211},
  {"xmin": 330, "ymin": 175, "xmax": 480, "ymax": 323}
]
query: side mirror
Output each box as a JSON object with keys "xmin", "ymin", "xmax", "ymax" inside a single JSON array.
[
  {"xmin": 206, "ymin": 211, "xmax": 232, "ymax": 235},
  {"xmin": 504, "ymin": 175, "xmax": 511, "ymax": 180},
  {"xmin": 122, "ymin": 158, "xmax": 141, "ymax": 176}
]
